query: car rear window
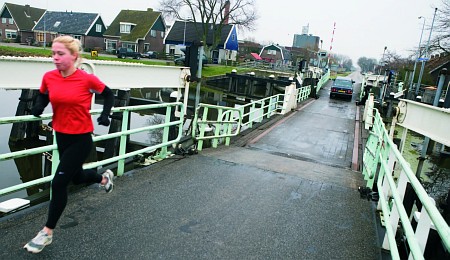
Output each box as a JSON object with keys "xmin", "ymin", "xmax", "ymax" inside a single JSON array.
[{"xmin": 333, "ymin": 79, "xmax": 353, "ymax": 88}]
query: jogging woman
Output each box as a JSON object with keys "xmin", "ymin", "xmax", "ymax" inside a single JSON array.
[{"xmin": 24, "ymin": 35, "xmax": 115, "ymax": 253}]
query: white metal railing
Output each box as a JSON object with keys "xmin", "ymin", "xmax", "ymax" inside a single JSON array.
[{"xmin": 362, "ymin": 98, "xmax": 450, "ymax": 259}]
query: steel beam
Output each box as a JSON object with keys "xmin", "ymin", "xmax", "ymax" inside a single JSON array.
[{"xmin": 396, "ymin": 99, "xmax": 450, "ymax": 146}]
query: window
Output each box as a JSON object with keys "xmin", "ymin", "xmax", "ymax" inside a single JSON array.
[
  {"xmin": 8, "ymin": 18, "xmax": 13, "ymax": 24},
  {"xmin": 120, "ymin": 22, "xmax": 134, "ymax": 33},
  {"xmin": 73, "ymin": 35, "xmax": 82, "ymax": 41},
  {"xmin": 37, "ymin": 32, "xmax": 44, "ymax": 42},
  {"xmin": 53, "ymin": 21, "xmax": 61, "ymax": 28},
  {"xmin": 5, "ymin": 29, "xmax": 17, "ymax": 39},
  {"xmin": 106, "ymin": 40, "xmax": 117, "ymax": 51},
  {"xmin": 2, "ymin": 18, "xmax": 6, "ymax": 24},
  {"xmin": 144, "ymin": 43, "xmax": 149, "ymax": 52},
  {"xmin": 0, "ymin": 30, "xmax": 2, "ymax": 37},
  {"xmin": 150, "ymin": 30, "xmax": 156, "ymax": 37},
  {"xmin": 267, "ymin": 49, "xmax": 277, "ymax": 55},
  {"xmin": 160, "ymin": 31, "xmax": 164, "ymax": 38},
  {"xmin": 96, "ymin": 24, "xmax": 102, "ymax": 32}
]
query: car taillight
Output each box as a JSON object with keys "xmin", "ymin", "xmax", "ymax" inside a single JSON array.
[
  {"xmin": 347, "ymin": 89, "xmax": 353, "ymax": 94},
  {"xmin": 331, "ymin": 88, "xmax": 336, "ymax": 92}
]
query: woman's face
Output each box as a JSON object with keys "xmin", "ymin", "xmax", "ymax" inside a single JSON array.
[{"xmin": 51, "ymin": 42, "xmax": 77, "ymax": 72}]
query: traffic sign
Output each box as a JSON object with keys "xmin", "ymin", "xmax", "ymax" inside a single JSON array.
[{"xmin": 417, "ymin": 57, "xmax": 429, "ymax": 61}]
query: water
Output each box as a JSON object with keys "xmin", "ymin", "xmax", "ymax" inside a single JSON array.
[{"xmin": 394, "ymin": 126, "xmax": 450, "ymax": 204}]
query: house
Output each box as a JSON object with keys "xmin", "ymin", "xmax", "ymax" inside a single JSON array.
[
  {"xmin": 33, "ymin": 11, "xmax": 107, "ymax": 50},
  {"xmin": 164, "ymin": 21, "xmax": 238, "ymax": 64},
  {"xmin": 259, "ymin": 44, "xmax": 292, "ymax": 65},
  {"xmin": 103, "ymin": 8, "xmax": 166, "ymax": 54},
  {"xmin": 238, "ymin": 40, "xmax": 262, "ymax": 61},
  {"xmin": 0, "ymin": 3, "xmax": 45, "ymax": 44},
  {"xmin": 427, "ymin": 52, "xmax": 450, "ymax": 89}
]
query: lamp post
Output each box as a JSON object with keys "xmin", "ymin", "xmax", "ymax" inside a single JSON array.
[
  {"xmin": 408, "ymin": 16, "xmax": 426, "ymax": 99},
  {"xmin": 182, "ymin": 16, "xmax": 191, "ymax": 46},
  {"xmin": 379, "ymin": 46, "xmax": 387, "ymax": 74},
  {"xmin": 183, "ymin": 19, "xmax": 187, "ymax": 46},
  {"xmin": 415, "ymin": 8, "xmax": 438, "ymax": 96}
]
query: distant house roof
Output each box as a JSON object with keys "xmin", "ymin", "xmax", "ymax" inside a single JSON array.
[
  {"xmin": 260, "ymin": 44, "xmax": 292, "ymax": 61},
  {"xmin": 427, "ymin": 53, "xmax": 450, "ymax": 74},
  {"xmin": 103, "ymin": 8, "xmax": 162, "ymax": 42},
  {"xmin": 33, "ymin": 11, "xmax": 100, "ymax": 35},
  {"xmin": 164, "ymin": 21, "xmax": 236, "ymax": 49},
  {"xmin": 1, "ymin": 2, "xmax": 45, "ymax": 31},
  {"xmin": 251, "ymin": 53, "xmax": 262, "ymax": 60}
]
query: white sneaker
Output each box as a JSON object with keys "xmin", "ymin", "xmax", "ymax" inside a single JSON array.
[
  {"xmin": 101, "ymin": 169, "xmax": 114, "ymax": 193},
  {"xmin": 24, "ymin": 230, "xmax": 53, "ymax": 253}
]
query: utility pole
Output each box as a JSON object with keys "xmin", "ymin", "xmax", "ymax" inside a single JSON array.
[{"xmin": 415, "ymin": 8, "xmax": 438, "ymax": 96}]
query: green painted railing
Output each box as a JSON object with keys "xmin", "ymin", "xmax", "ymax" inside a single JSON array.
[
  {"xmin": 315, "ymin": 69, "xmax": 330, "ymax": 93},
  {"xmin": 193, "ymin": 85, "xmax": 312, "ymax": 151},
  {"xmin": 362, "ymin": 99, "xmax": 450, "ymax": 259},
  {"xmin": 0, "ymin": 103, "xmax": 184, "ymax": 197}
]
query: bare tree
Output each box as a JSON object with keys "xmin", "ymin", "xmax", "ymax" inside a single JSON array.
[
  {"xmin": 430, "ymin": 0, "xmax": 450, "ymax": 54},
  {"xmin": 159, "ymin": 0, "xmax": 258, "ymax": 57}
]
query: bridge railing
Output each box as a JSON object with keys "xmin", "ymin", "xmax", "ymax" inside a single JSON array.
[
  {"xmin": 193, "ymin": 84, "xmax": 312, "ymax": 151},
  {"xmin": 362, "ymin": 97, "xmax": 450, "ymax": 259},
  {"xmin": 0, "ymin": 103, "xmax": 184, "ymax": 199},
  {"xmin": 315, "ymin": 69, "xmax": 330, "ymax": 93}
]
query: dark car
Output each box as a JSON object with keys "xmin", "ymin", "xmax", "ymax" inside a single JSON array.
[
  {"xmin": 117, "ymin": 48, "xmax": 141, "ymax": 59},
  {"xmin": 330, "ymin": 76, "xmax": 355, "ymax": 100},
  {"xmin": 141, "ymin": 51, "xmax": 158, "ymax": 59},
  {"xmin": 174, "ymin": 54, "xmax": 208, "ymax": 66}
]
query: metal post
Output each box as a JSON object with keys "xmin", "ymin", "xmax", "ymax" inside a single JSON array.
[
  {"xmin": 415, "ymin": 8, "xmax": 438, "ymax": 96},
  {"xmin": 415, "ymin": 67, "xmax": 446, "ymax": 179},
  {"xmin": 183, "ymin": 19, "xmax": 187, "ymax": 46},
  {"xmin": 433, "ymin": 69, "xmax": 447, "ymax": 106},
  {"xmin": 409, "ymin": 16, "xmax": 426, "ymax": 99},
  {"xmin": 195, "ymin": 45, "xmax": 204, "ymax": 109},
  {"xmin": 379, "ymin": 46, "xmax": 387, "ymax": 75}
]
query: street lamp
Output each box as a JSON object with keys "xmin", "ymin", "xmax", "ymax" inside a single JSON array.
[
  {"xmin": 416, "ymin": 8, "xmax": 438, "ymax": 96},
  {"xmin": 379, "ymin": 46, "xmax": 387, "ymax": 74},
  {"xmin": 183, "ymin": 19, "xmax": 187, "ymax": 46},
  {"xmin": 408, "ymin": 16, "xmax": 426, "ymax": 98},
  {"xmin": 182, "ymin": 16, "xmax": 191, "ymax": 46}
]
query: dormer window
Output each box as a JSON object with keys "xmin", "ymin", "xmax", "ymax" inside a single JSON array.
[
  {"xmin": 54, "ymin": 21, "xmax": 61, "ymax": 28},
  {"xmin": 120, "ymin": 22, "xmax": 135, "ymax": 34}
]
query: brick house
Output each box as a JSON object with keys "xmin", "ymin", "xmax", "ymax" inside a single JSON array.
[{"xmin": 0, "ymin": 3, "xmax": 45, "ymax": 44}]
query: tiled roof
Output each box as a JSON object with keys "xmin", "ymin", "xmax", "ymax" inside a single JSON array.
[
  {"xmin": 33, "ymin": 11, "xmax": 99, "ymax": 35},
  {"xmin": 427, "ymin": 53, "xmax": 450, "ymax": 74},
  {"xmin": 3, "ymin": 2, "xmax": 45, "ymax": 31},
  {"xmin": 103, "ymin": 9, "xmax": 161, "ymax": 42},
  {"xmin": 165, "ymin": 21, "xmax": 233, "ymax": 46}
]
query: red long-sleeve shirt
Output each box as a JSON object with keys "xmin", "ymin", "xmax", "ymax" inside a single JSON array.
[{"xmin": 40, "ymin": 69, "xmax": 106, "ymax": 134}]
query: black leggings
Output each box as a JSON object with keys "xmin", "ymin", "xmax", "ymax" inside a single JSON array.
[{"xmin": 45, "ymin": 132, "xmax": 102, "ymax": 229}]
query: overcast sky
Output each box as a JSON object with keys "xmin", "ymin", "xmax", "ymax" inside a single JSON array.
[{"xmin": 5, "ymin": 0, "xmax": 444, "ymax": 63}]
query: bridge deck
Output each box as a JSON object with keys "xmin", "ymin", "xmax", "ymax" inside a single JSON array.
[{"xmin": 0, "ymin": 73, "xmax": 382, "ymax": 259}]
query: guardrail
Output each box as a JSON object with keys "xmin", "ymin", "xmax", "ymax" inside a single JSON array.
[
  {"xmin": 0, "ymin": 102, "xmax": 184, "ymax": 198},
  {"xmin": 193, "ymin": 84, "xmax": 312, "ymax": 151},
  {"xmin": 362, "ymin": 99, "xmax": 450, "ymax": 259}
]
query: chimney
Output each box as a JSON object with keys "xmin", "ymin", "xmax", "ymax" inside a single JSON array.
[{"xmin": 223, "ymin": 0, "xmax": 230, "ymax": 24}]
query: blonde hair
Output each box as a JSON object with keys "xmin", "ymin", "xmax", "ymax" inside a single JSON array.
[{"xmin": 53, "ymin": 35, "xmax": 83, "ymax": 67}]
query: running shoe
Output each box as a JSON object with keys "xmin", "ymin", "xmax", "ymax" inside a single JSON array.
[
  {"xmin": 102, "ymin": 169, "xmax": 114, "ymax": 193},
  {"xmin": 23, "ymin": 230, "xmax": 53, "ymax": 253}
]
